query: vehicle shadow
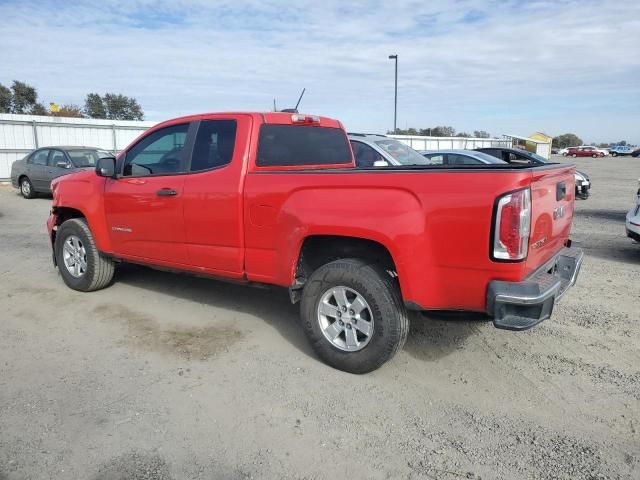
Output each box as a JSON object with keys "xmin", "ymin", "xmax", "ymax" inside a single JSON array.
[
  {"xmin": 576, "ymin": 208, "xmax": 628, "ymax": 222},
  {"xmin": 403, "ymin": 311, "xmax": 491, "ymax": 362},
  {"xmin": 574, "ymin": 208, "xmax": 640, "ymax": 263},
  {"xmin": 113, "ymin": 264, "xmax": 491, "ymax": 364},
  {"xmin": 114, "ymin": 264, "xmax": 314, "ymax": 359},
  {"xmin": 582, "ymin": 242, "xmax": 640, "ymax": 264}
]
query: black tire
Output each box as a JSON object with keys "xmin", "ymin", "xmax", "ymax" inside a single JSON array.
[
  {"xmin": 592, "ymin": 154, "xmax": 597, "ymax": 158},
  {"xmin": 55, "ymin": 218, "xmax": 115, "ymax": 292},
  {"xmin": 562, "ymin": 153, "xmax": 568, "ymax": 157},
  {"xmin": 611, "ymin": 152, "xmax": 618, "ymax": 157},
  {"xmin": 571, "ymin": 153, "xmax": 577, "ymax": 158},
  {"xmin": 300, "ymin": 258, "xmax": 409, "ymax": 374},
  {"xmin": 19, "ymin": 176, "xmax": 36, "ymax": 199}
]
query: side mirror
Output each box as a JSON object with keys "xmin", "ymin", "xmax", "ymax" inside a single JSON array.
[
  {"xmin": 96, "ymin": 156, "xmax": 116, "ymax": 178},
  {"xmin": 56, "ymin": 161, "xmax": 71, "ymax": 169},
  {"xmin": 373, "ymin": 160, "xmax": 389, "ymax": 167}
]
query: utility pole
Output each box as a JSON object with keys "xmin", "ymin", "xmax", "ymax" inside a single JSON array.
[{"xmin": 388, "ymin": 54, "xmax": 398, "ymax": 133}]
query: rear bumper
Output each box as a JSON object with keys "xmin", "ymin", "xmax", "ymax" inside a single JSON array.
[{"xmin": 487, "ymin": 246, "xmax": 583, "ymax": 331}]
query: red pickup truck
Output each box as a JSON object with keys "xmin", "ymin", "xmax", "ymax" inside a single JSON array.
[{"xmin": 47, "ymin": 112, "xmax": 583, "ymax": 373}]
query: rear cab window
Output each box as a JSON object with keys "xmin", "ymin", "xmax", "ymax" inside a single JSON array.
[{"xmin": 256, "ymin": 123, "xmax": 352, "ymax": 168}]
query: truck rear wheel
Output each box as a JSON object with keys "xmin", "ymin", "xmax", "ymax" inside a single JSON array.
[
  {"xmin": 300, "ymin": 258, "xmax": 409, "ymax": 374},
  {"xmin": 55, "ymin": 218, "xmax": 115, "ymax": 292}
]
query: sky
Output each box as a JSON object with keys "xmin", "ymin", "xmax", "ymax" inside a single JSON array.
[{"xmin": 1, "ymin": 0, "xmax": 639, "ymax": 144}]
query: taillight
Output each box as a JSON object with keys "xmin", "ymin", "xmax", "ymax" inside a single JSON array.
[{"xmin": 492, "ymin": 188, "xmax": 531, "ymax": 261}]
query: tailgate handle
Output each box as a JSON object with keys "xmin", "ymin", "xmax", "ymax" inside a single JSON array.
[
  {"xmin": 556, "ymin": 182, "xmax": 566, "ymax": 201},
  {"xmin": 156, "ymin": 188, "xmax": 177, "ymax": 197}
]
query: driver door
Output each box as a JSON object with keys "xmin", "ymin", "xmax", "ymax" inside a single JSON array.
[{"xmin": 103, "ymin": 122, "xmax": 194, "ymax": 265}]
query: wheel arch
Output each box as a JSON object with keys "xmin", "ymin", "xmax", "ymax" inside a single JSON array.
[
  {"xmin": 50, "ymin": 206, "xmax": 87, "ymax": 254},
  {"xmin": 290, "ymin": 234, "xmax": 402, "ymax": 303}
]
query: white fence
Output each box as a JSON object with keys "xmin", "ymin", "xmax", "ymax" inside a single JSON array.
[
  {"xmin": 0, "ymin": 114, "xmax": 157, "ymax": 181},
  {"xmin": 390, "ymin": 134, "xmax": 512, "ymax": 151}
]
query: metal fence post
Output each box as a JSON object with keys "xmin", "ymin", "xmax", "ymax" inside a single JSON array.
[
  {"xmin": 32, "ymin": 121, "xmax": 39, "ymax": 148},
  {"xmin": 112, "ymin": 124, "xmax": 117, "ymax": 154}
]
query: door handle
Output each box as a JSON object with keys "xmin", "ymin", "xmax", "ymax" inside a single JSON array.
[{"xmin": 156, "ymin": 188, "xmax": 177, "ymax": 197}]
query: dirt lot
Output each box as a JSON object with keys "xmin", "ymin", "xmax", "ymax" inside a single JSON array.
[{"xmin": 0, "ymin": 156, "xmax": 638, "ymax": 479}]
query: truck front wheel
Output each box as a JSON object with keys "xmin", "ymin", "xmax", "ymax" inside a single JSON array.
[
  {"xmin": 55, "ymin": 218, "xmax": 115, "ymax": 292},
  {"xmin": 300, "ymin": 258, "xmax": 409, "ymax": 374}
]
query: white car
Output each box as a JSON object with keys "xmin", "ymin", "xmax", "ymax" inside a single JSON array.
[{"xmin": 626, "ymin": 183, "xmax": 640, "ymax": 243}]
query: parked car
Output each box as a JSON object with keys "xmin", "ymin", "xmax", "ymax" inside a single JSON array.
[
  {"xmin": 631, "ymin": 148, "xmax": 640, "ymax": 158},
  {"xmin": 566, "ymin": 146, "xmax": 604, "ymax": 158},
  {"xmin": 348, "ymin": 133, "xmax": 429, "ymax": 167},
  {"xmin": 476, "ymin": 147, "xmax": 592, "ymax": 199},
  {"xmin": 11, "ymin": 146, "xmax": 112, "ymax": 198},
  {"xmin": 626, "ymin": 184, "xmax": 640, "ymax": 242},
  {"xmin": 47, "ymin": 111, "xmax": 583, "ymax": 373},
  {"xmin": 560, "ymin": 146, "xmax": 607, "ymax": 157},
  {"xmin": 608, "ymin": 145, "xmax": 633, "ymax": 157},
  {"xmin": 419, "ymin": 149, "xmax": 507, "ymax": 165}
]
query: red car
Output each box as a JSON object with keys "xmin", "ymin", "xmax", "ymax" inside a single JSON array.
[
  {"xmin": 47, "ymin": 112, "xmax": 583, "ymax": 373},
  {"xmin": 567, "ymin": 146, "xmax": 604, "ymax": 158}
]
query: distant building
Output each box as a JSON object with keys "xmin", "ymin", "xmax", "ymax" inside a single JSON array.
[{"xmin": 503, "ymin": 133, "xmax": 552, "ymax": 159}]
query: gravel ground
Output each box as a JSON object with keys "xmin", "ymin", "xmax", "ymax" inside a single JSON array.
[{"xmin": 0, "ymin": 155, "xmax": 638, "ymax": 479}]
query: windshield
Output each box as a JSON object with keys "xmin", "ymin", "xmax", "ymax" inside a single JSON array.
[
  {"xmin": 521, "ymin": 150, "xmax": 549, "ymax": 163},
  {"xmin": 374, "ymin": 139, "xmax": 428, "ymax": 165},
  {"xmin": 472, "ymin": 151, "xmax": 509, "ymax": 164},
  {"xmin": 67, "ymin": 149, "xmax": 105, "ymax": 167}
]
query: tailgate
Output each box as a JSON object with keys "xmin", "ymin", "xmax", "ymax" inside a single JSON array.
[{"xmin": 525, "ymin": 165, "xmax": 576, "ymax": 274}]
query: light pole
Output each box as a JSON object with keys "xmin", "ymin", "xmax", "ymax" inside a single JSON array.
[{"xmin": 388, "ymin": 54, "xmax": 398, "ymax": 133}]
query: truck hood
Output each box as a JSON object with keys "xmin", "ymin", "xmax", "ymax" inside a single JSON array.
[{"xmin": 51, "ymin": 167, "xmax": 95, "ymax": 188}]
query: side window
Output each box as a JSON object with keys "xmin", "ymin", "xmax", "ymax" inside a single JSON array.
[
  {"xmin": 424, "ymin": 154, "xmax": 444, "ymax": 165},
  {"xmin": 122, "ymin": 123, "xmax": 189, "ymax": 177},
  {"xmin": 190, "ymin": 120, "xmax": 237, "ymax": 172},
  {"xmin": 351, "ymin": 141, "xmax": 384, "ymax": 167},
  {"xmin": 447, "ymin": 154, "xmax": 482, "ymax": 165},
  {"xmin": 509, "ymin": 153, "xmax": 532, "ymax": 165},
  {"xmin": 30, "ymin": 150, "xmax": 49, "ymax": 165},
  {"xmin": 49, "ymin": 150, "xmax": 67, "ymax": 167}
]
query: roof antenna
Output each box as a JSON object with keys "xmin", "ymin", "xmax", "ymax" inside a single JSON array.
[
  {"xmin": 294, "ymin": 88, "xmax": 306, "ymax": 111},
  {"xmin": 280, "ymin": 88, "xmax": 306, "ymax": 113},
  {"xmin": 273, "ymin": 98, "xmax": 277, "ymax": 112}
]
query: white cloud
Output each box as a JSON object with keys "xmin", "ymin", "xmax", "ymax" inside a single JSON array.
[{"xmin": 1, "ymin": 0, "xmax": 639, "ymax": 142}]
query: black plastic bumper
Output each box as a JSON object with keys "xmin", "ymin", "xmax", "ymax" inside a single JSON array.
[
  {"xmin": 487, "ymin": 246, "xmax": 583, "ymax": 331},
  {"xmin": 627, "ymin": 228, "xmax": 640, "ymax": 242}
]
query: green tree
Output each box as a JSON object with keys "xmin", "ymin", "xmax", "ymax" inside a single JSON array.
[
  {"xmin": 430, "ymin": 126, "xmax": 455, "ymax": 137},
  {"xmin": 474, "ymin": 130, "xmax": 490, "ymax": 138},
  {"xmin": 552, "ymin": 133, "xmax": 583, "ymax": 148},
  {"xmin": 103, "ymin": 93, "xmax": 144, "ymax": 120},
  {"xmin": 456, "ymin": 132, "xmax": 471, "ymax": 137},
  {"xmin": 30, "ymin": 103, "xmax": 48, "ymax": 116},
  {"xmin": 84, "ymin": 93, "xmax": 107, "ymax": 119},
  {"xmin": 8, "ymin": 80, "xmax": 47, "ymax": 115},
  {"xmin": 0, "ymin": 83, "xmax": 11, "ymax": 113}
]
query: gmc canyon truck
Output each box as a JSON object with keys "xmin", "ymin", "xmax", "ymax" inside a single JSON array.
[{"xmin": 47, "ymin": 112, "xmax": 583, "ymax": 373}]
